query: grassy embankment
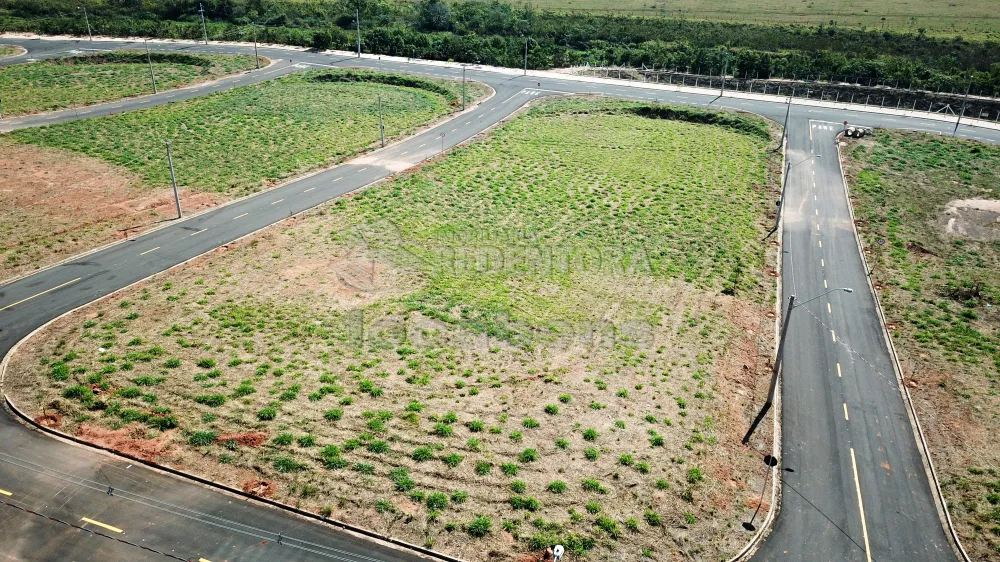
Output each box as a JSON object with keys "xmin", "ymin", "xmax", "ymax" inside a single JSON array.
[
  {"xmin": 844, "ymin": 131, "xmax": 1000, "ymax": 559},
  {"xmin": 0, "ymin": 51, "xmax": 260, "ymax": 116},
  {"xmin": 6, "ymin": 98, "xmax": 779, "ymax": 561},
  {"xmin": 0, "ymin": 69, "xmax": 488, "ymax": 281}
]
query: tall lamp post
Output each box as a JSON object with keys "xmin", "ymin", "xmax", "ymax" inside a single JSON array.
[
  {"xmin": 742, "ymin": 287, "xmax": 854, "ymax": 445},
  {"xmin": 78, "ymin": 6, "xmax": 92, "ymax": 41},
  {"xmin": 763, "ymin": 154, "xmax": 821, "ymax": 240}
]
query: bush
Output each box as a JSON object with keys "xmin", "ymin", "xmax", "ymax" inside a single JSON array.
[
  {"xmin": 466, "ymin": 419, "xmax": 485, "ymax": 432},
  {"xmin": 273, "ymin": 455, "xmax": 306, "ymax": 473},
  {"xmin": 188, "ymin": 430, "xmax": 217, "ymax": 446},
  {"xmin": 582, "ymin": 479, "xmax": 607, "ymax": 493},
  {"xmin": 582, "ymin": 428, "xmax": 598, "ymax": 441},
  {"xmin": 509, "ymin": 496, "xmax": 540, "ymax": 511},
  {"xmin": 655, "ymin": 479, "xmax": 670, "ymax": 490},
  {"xmin": 518, "ymin": 448, "xmax": 539, "ymax": 463},
  {"xmin": 367, "ymin": 440, "xmax": 389, "ymax": 454},
  {"xmin": 117, "ymin": 386, "xmax": 141, "ymax": 399},
  {"xmin": 196, "ymin": 358, "xmax": 216, "ymax": 369},
  {"xmin": 426, "ymin": 492, "xmax": 449, "ymax": 511},
  {"xmin": 584, "ymin": 448, "xmax": 599, "ymax": 461},
  {"xmin": 585, "ymin": 501, "xmax": 601, "ymax": 514},
  {"xmin": 257, "ymin": 407, "xmax": 277, "ymax": 421},
  {"xmin": 547, "ymin": 481, "xmax": 567, "ymax": 494},
  {"xmin": 323, "ymin": 408, "xmax": 343, "ymax": 421},
  {"xmin": 467, "ymin": 516, "xmax": 492, "ymax": 537},
  {"xmin": 391, "ymin": 467, "xmax": 416, "ymax": 492},
  {"xmin": 595, "ymin": 516, "xmax": 621, "ymax": 539},
  {"xmin": 451, "ymin": 490, "xmax": 468, "ymax": 504},
  {"xmin": 147, "ymin": 414, "xmax": 178, "ymax": 430},
  {"xmin": 62, "ymin": 385, "xmax": 95, "ymax": 404},
  {"xmin": 433, "ymin": 423, "xmax": 453, "ymax": 437},
  {"xmin": 522, "ymin": 417, "xmax": 540, "ymax": 429},
  {"xmin": 412, "ymin": 446, "xmax": 434, "ymax": 461},
  {"xmin": 644, "ymin": 509, "xmax": 662, "ymax": 526},
  {"xmin": 510, "ymin": 480, "xmax": 526, "ymax": 493},
  {"xmin": 475, "ymin": 461, "xmax": 492, "ymax": 475},
  {"xmin": 194, "ymin": 394, "xmax": 226, "ymax": 407},
  {"xmin": 273, "ymin": 433, "xmax": 294, "ymax": 445},
  {"xmin": 686, "ymin": 466, "xmax": 705, "ymax": 484},
  {"xmin": 320, "ymin": 445, "xmax": 348, "ymax": 469},
  {"xmin": 442, "ymin": 453, "xmax": 464, "ymax": 467},
  {"xmin": 544, "ymin": 404, "xmax": 559, "ymax": 415},
  {"xmin": 164, "ymin": 358, "xmax": 181, "ymax": 368},
  {"xmin": 558, "ymin": 394, "xmax": 572, "ymax": 403},
  {"xmin": 297, "ymin": 434, "xmax": 317, "ymax": 447},
  {"xmin": 619, "ymin": 454, "xmax": 635, "ymax": 466},
  {"xmin": 501, "ymin": 463, "xmax": 519, "ymax": 476}
]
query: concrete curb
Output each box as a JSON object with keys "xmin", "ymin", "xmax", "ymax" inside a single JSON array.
[{"xmin": 834, "ymin": 136, "xmax": 970, "ymax": 562}]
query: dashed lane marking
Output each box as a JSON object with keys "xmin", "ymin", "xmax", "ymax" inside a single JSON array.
[
  {"xmin": 303, "ymin": 187, "xmax": 315, "ymax": 193},
  {"xmin": 0, "ymin": 278, "xmax": 81, "ymax": 313},
  {"xmin": 190, "ymin": 229, "xmax": 207, "ymax": 236},
  {"xmin": 837, "ymin": 363, "xmax": 842, "ymax": 377},
  {"xmin": 81, "ymin": 517, "xmax": 123, "ymax": 534},
  {"xmin": 270, "ymin": 199, "xmax": 283, "ymax": 205},
  {"xmin": 233, "ymin": 213, "xmax": 248, "ymax": 220},
  {"xmin": 139, "ymin": 247, "xmax": 160, "ymax": 256},
  {"xmin": 0, "ymin": 489, "xmax": 11, "ymax": 496},
  {"xmin": 843, "ymin": 403, "xmax": 849, "ymax": 420}
]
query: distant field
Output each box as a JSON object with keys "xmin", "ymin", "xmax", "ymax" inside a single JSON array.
[
  {"xmin": 844, "ymin": 131, "xmax": 1000, "ymax": 559},
  {"xmin": 1, "ymin": 70, "xmax": 486, "ymax": 282},
  {"xmin": 508, "ymin": 0, "xmax": 1000, "ymax": 38},
  {"xmin": 0, "ymin": 51, "xmax": 260, "ymax": 116},
  {"xmin": 7, "ymin": 99, "xmax": 779, "ymax": 562}
]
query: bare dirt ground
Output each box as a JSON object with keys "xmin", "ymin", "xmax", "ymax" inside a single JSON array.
[{"xmin": 0, "ymin": 141, "xmax": 226, "ymax": 282}]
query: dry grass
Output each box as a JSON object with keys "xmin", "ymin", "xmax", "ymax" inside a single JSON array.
[{"xmin": 6, "ymin": 100, "xmax": 780, "ymax": 561}]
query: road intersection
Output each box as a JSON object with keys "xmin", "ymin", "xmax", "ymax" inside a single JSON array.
[{"xmin": 1, "ymin": 36, "xmax": 997, "ymax": 561}]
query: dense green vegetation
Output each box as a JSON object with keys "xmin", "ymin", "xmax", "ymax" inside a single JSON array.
[
  {"xmin": 845, "ymin": 132, "xmax": 1000, "ymax": 558},
  {"xmin": 11, "ymin": 69, "xmax": 487, "ymax": 195},
  {"xmin": 12, "ymin": 100, "xmax": 778, "ymax": 561},
  {"xmin": 0, "ymin": 51, "xmax": 258, "ymax": 115},
  {"xmin": 3, "ymin": 0, "xmax": 999, "ymax": 95}
]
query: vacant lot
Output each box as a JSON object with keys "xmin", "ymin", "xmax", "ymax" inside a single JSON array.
[
  {"xmin": 506, "ymin": 0, "xmax": 999, "ymax": 38},
  {"xmin": 0, "ymin": 44, "xmax": 23, "ymax": 58},
  {"xmin": 7, "ymin": 99, "xmax": 779, "ymax": 561},
  {"xmin": 843, "ymin": 131, "xmax": 1000, "ymax": 558},
  {"xmin": 0, "ymin": 51, "xmax": 260, "ymax": 116},
  {"xmin": 0, "ymin": 70, "xmax": 487, "ymax": 281}
]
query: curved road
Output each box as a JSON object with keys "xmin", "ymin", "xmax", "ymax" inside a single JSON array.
[{"xmin": 0, "ymin": 36, "xmax": 997, "ymax": 562}]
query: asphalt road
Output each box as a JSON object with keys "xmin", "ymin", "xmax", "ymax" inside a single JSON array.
[{"xmin": 1, "ymin": 36, "xmax": 998, "ymax": 562}]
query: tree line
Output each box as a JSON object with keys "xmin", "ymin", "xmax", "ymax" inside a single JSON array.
[{"xmin": 3, "ymin": 0, "xmax": 999, "ymax": 95}]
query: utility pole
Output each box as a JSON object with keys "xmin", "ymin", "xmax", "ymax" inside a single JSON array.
[
  {"xmin": 741, "ymin": 287, "xmax": 853, "ymax": 445},
  {"xmin": 144, "ymin": 39, "xmax": 157, "ymax": 94},
  {"xmin": 78, "ymin": 6, "xmax": 92, "ymax": 41},
  {"xmin": 523, "ymin": 39, "xmax": 528, "ymax": 76},
  {"xmin": 462, "ymin": 65, "xmax": 466, "ymax": 111},
  {"xmin": 198, "ymin": 3, "xmax": 208, "ymax": 45},
  {"xmin": 720, "ymin": 56, "xmax": 728, "ymax": 96},
  {"xmin": 165, "ymin": 140, "xmax": 182, "ymax": 219},
  {"xmin": 355, "ymin": 8, "xmax": 362, "ymax": 58},
  {"xmin": 776, "ymin": 90, "xmax": 792, "ymax": 151},
  {"xmin": 378, "ymin": 94, "xmax": 385, "ymax": 148},
  {"xmin": 953, "ymin": 77, "xmax": 972, "ymax": 136},
  {"xmin": 252, "ymin": 24, "xmax": 260, "ymax": 70}
]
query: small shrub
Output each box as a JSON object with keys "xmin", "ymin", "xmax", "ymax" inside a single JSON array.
[
  {"xmin": 164, "ymin": 358, "xmax": 181, "ymax": 369},
  {"xmin": 273, "ymin": 433, "xmax": 294, "ymax": 445},
  {"xmin": 442, "ymin": 453, "xmax": 464, "ymax": 467},
  {"xmin": 547, "ymin": 481, "xmax": 567, "ymax": 494},
  {"xmin": 352, "ymin": 462, "xmax": 375, "ymax": 475},
  {"xmin": 644, "ymin": 509, "xmax": 662, "ymax": 526},
  {"xmin": 619, "ymin": 454, "xmax": 635, "ymax": 466},
  {"xmin": 194, "ymin": 394, "xmax": 226, "ymax": 407},
  {"xmin": 582, "ymin": 428, "xmax": 598, "ymax": 441},
  {"xmin": 555, "ymin": 438, "xmax": 569, "ymax": 449},
  {"xmin": 117, "ymin": 387, "xmax": 141, "ymax": 399},
  {"xmin": 255, "ymin": 407, "xmax": 277, "ymax": 421},
  {"xmin": 451, "ymin": 490, "xmax": 468, "ymax": 504},
  {"xmin": 196, "ymin": 358, "xmax": 216, "ymax": 369},
  {"xmin": 466, "ymin": 419, "xmax": 485, "ymax": 432},
  {"xmin": 297, "ymin": 434, "xmax": 317, "ymax": 447},
  {"xmin": 426, "ymin": 492, "xmax": 449, "ymax": 511},
  {"xmin": 596, "ymin": 516, "xmax": 621, "ymax": 539},
  {"xmin": 273, "ymin": 455, "xmax": 306, "ymax": 473},
  {"xmin": 412, "ymin": 446, "xmax": 434, "ymax": 461},
  {"xmin": 582, "ymin": 479, "xmax": 607, "ymax": 494},
  {"xmin": 585, "ymin": 501, "xmax": 601, "ymax": 514},
  {"xmin": 558, "ymin": 394, "xmax": 572, "ymax": 403},
  {"xmin": 501, "ymin": 463, "xmax": 519, "ymax": 477},
  {"xmin": 684, "ymin": 512, "xmax": 696, "ymax": 525},
  {"xmin": 655, "ymin": 479, "xmax": 670, "ymax": 490},
  {"xmin": 518, "ymin": 448, "xmax": 539, "ymax": 463},
  {"xmin": 522, "ymin": 417, "xmax": 540, "ymax": 429},
  {"xmin": 475, "ymin": 461, "xmax": 492, "ymax": 475},
  {"xmin": 509, "ymin": 496, "xmax": 540, "ymax": 511},
  {"xmin": 433, "ymin": 423, "xmax": 454, "ymax": 437},
  {"xmin": 367, "ymin": 440, "xmax": 389, "ymax": 454},
  {"xmin": 188, "ymin": 430, "xmax": 217, "ymax": 446},
  {"xmin": 375, "ymin": 499, "xmax": 395, "ymax": 513},
  {"xmin": 584, "ymin": 448, "xmax": 599, "ymax": 461},
  {"xmin": 510, "ymin": 480, "xmax": 526, "ymax": 493},
  {"xmin": 323, "ymin": 408, "xmax": 343, "ymax": 421},
  {"xmin": 686, "ymin": 467, "xmax": 705, "ymax": 484},
  {"xmin": 467, "ymin": 516, "xmax": 492, "ymax": 537},
  {"xmin": 544, "ymin": 404, "xmax": 559, "ymax": 415}
]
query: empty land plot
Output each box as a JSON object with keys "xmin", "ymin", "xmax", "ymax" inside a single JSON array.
[
  {"xmin": 505, "ymin": 0, "xmax": 1000, "ymax": 39},
  {"xmin": 0, "ymin": 44, "xmax": 24, "ymax": 58},
  {"xmin": 6, "ymin": 99, "xmax": 779, "ymax": 561},
  {"xmin": 0, "ymin": 51, "xmax": 261, "ymax": 116},
  {"xmin": 0, "ymin": 70, "xmax": 487, "ymax": 281},
  {"xmin": 843, "ymin": 131, "xmax": 1000, "ymax": 558}
]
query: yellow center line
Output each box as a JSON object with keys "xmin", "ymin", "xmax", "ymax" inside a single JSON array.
[
  {"xmin": 270, "ymin": 199, "xmax": 284, "ymax": 205},
  {"xmin": 190, "ymin": 228, "xmax": 207, "ymax": 236},
  {"xmin": 303, "ymin": 187, "xmax": 315, "ymax": 193},
  {"xmin": 849, "ymin": 448, "xmax": 874, "ymax": 562},
  {"xmin": 139, "ymin": 247, "xmax": 160, "ymax": 256},
  {"xmin": 843, "ymin": 403, "xmax": 850, "ymax": 420},
  {"xmin": 81, "ymin": 517, "xmax": 123, "ymax": 534},
  {"xmin": 0, "ymin": 277, "xmax": 82, "ymax": 313},
  {"xmin": 0, "ymin": 488, "xmax": 11, "ymax": 496},
  {"xmin": 837, "ymin": 363, "xmax": 842, "ymax": 377},
  {"xmin": 233, "ymin": 213, "xmax": 248, "ymax": 220},
  {"xmin": 199, "ymin": 559, "xmax": 212, "ymax": 562}
]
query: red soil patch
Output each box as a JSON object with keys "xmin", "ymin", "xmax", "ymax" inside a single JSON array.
[
  {"xmin": 241, "ymin": 479, "xmax": 276, "ymax": 498},
  {"xmin": 215, "ymin": 431, "xmax": 268, "ymax": 448},
  {"xmin": 76, "ymin": 423, "xmax": 173, "ymax": 461},
  {"xmin": 34, "ymin": 411, "xmax": 63, "ymax": 428}
]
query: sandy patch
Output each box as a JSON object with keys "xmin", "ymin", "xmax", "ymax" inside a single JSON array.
[
  {"xmin": 76, "ymin": 423, "xmax": 174, "ymax": 462},
  {"xmin": 942, "ymin": 198, "xmax": 1000, "ymax": 240}
]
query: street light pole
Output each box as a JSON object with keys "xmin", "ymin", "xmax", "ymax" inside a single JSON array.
[
  {"xmin": 355, "ymin": 8, "xmax": 362, "ymax": 58},
  {"xmin": 378, "ymin": 94, "xmax": 385, "ymax": 148},
  {"xmin": 462, "ymin": 65, "xmax": 466, "ymax": 111},
  {"xmin": 165, "ymin": 140, "xmax": 182, "ymax": 219},
  {"xmin": 763, "ymin": 155, "xmax": 821, "ymax": 240},
  {"xmin": 78, "ymin": 6, "xmax": 92, "ymax": 41},
  {"xmin": 523, "ymin": 38, "xmax": 528, "ymax": 76},
  {"xmin": 776, "ymin": 89, "xmax": 793, "ymax": 151},
  {"xmin": 198, "ymin": 3, "xmax": 208, "ymax": 45},
  {"xmin": 953, "ymin": 77, "xmax": 972, "ymax": 137},
  {"xmin": 742, "ymin": 288, "xmax": 853, "ymax": 445},
  {"xmin": 252, "ymin": 24, "xmax": 260, "ymax": 70},
  {"xmin": 720, "ymin": 55, "xmax": 728, "ymax": 96},
  {"xmin": 144, "ymin": 39, "xmax": 157, "ymax": 94}
]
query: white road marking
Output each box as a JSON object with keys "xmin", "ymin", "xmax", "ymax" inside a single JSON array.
[
  {"xmin": 843, "ymin": 403, "xmax": 849, "ymax": 420},
  {"xmin": 832, "ymin": 330, "xmax": 836, "ymax": 342},
  {"xmin": 824, "ymin": 279, "xmax": 828, "ymax": 288},
  {"xmin": 821, "ymin": 258, "xmax": 825, "ymax": 267},
  {"xmin": 190, "ymin": 228, "xmax": 207, "ymax": 236},
  {"xmin": 828, "ymin": 302, "xmax": 832, "ymax": 313},
  {"xmin": 332, "ymin": 177, "xmax": 342, "ymax": 182},
  {"xmin": 270, "ymin": 199, "xmax": 283, "ymax": 205},
  {"xmin": 139, "ymin": 247, "xmax": 160, "ymax": 256},
  {"xmin": 818, "ymin": 240, "xmax": 822, "ymax": 248},
  {"xmin": 233, "ymin": 213, "xmax": 248, "ymax": 220},
  {"xmin": 837, "ymin": 363, "xmax": 842, "ymax": 377},
  {"xmin": 303, "ymin": 187, "xmax": 315, "ymax": 192}
]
